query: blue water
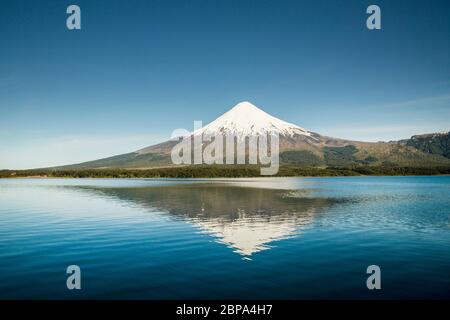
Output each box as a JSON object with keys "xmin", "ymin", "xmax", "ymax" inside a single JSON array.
[{"xmin": 0, "ymin": 176, "xmax": 449, "ymax": 299}]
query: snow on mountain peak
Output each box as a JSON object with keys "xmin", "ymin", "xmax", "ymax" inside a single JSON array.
[
  {"xmin": 193, "ymin": 101, "xmax": 311, "ymax": 137},
  {"xmin": 230, "ymin": 101, "xmax": 261, "ymax": 111}
]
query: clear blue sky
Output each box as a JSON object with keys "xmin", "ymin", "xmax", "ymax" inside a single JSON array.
[{"xmin": 1, "ymin": 0, "xmax": 450, "ymax": 169}]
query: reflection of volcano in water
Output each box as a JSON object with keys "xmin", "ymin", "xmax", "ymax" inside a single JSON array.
[{"xmin": 78, "ymin": 184, "xmax": 343, "ymax": 256}]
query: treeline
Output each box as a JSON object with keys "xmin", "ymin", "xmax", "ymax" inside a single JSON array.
[
  {"xmin": 349, "ymin": 166, "xmax": 450, "ymax": 176},
  {"xmin": 1, "ymin": 165, "xmax": 450, "ymax": 179}
]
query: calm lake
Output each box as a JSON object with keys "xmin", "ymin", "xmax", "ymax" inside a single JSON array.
[{"xmin": 0, "ymin": 176, "xmax": 449, "ymax": 299}]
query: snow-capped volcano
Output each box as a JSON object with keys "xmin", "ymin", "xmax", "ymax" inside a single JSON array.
[
  {"xmin": 135, "ymin": 100, "xmax": 324, "ymax": 155},
  {"xmin": 192, "ymin": 101, "xmax": 312, "ymax": 138},
  {"xmin": 54, "ymin": 100, "xmax": 450, "ymax": 170}
]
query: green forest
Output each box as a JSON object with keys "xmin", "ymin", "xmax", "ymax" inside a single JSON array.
[{"xmin": 1, "ymin": 165, "xmax": 450, "ymax": 179}]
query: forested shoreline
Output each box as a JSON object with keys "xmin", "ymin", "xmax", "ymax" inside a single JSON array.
[{"xmin": 1, "ymin": 165, "xmax": 450, "ymax": 179}]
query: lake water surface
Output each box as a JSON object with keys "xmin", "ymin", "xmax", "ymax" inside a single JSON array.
[{"xmin": 0, "ymin": 176, "xmax": 449, "ymax": 299}]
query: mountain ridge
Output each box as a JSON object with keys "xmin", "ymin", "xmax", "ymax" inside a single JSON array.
[{"xmin": 53, "ymin": 101, "xmax": 450, "ymax": 170}]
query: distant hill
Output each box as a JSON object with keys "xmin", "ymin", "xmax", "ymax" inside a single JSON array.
[
  {"xmin": 53, "ymin": 102, "xmax": 450, "ymax": 170},
  {"xmin": 400, "ymin": 132, "xmax": 450, "ymax": 159}
]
